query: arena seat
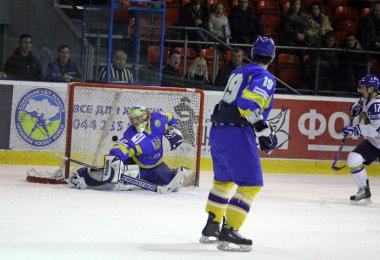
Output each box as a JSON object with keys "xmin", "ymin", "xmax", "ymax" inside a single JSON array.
[
  {"xmin": 148, "ymin": 45, "xmax": 167, "ymax": 64},
  {"xmin": 257, "ymin": 0, "xmax": 281, "ymax": 15},
  {"xmin": 369, "ymin": 58, "xmax": 380, "ymax": 75},
  {"xmin": 327, "ymin": 0, "xmax": 349, "ymax": 9},
  {"xmin": 166, "ymin": 7, "xmax": 179, "ymax": 24},
  {"xmin": 277, "ymin": 54, "xmax": 300, "ymax": 85},
  {"xmin": 334, "ymin": 6, "xmax": 358, "ymax": 34},
  {"xmin": 175, "ymin": 47, "xmax": 197, "ymax": 61},
  {"xmin": 263, "ymin": 26, "xmax": 278, "ymax": 43},
  {"xmin": 335, "ymin": 31, "xmax": 346, "ymax": 44},
  {"xmin": 302, "ymin": 0, "xmax": 322, "ymax": 8}
]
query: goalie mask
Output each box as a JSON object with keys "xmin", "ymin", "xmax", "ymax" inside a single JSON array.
[{"xmin": 129, "ymin": 106, "xmax": 150, "ymax": 133}]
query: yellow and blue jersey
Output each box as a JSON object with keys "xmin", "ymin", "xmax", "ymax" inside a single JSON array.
[
  {"xmin": 222, "ymin": 63, "xmax": 276, "ymax": 121},
  {"xmin": 110, "ymin": 112, "xmax": 177, "ymax": 168}
]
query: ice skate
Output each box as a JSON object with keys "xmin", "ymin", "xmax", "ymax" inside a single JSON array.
[
  {"xmin": 217, "ymin": 224, "xmax": 252, "ymax": 252},
  {"xmin": 199, "ymin": 212, "xmax": 220, "ymax": 244},
  {"xmin": 350, "ymin": 180, "xmax": 371, "ymax": 204}
]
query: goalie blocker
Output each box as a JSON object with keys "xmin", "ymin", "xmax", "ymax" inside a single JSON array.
[{"xmin": 68, "ymin": 155, "xmax": 186, "ymax": 193}]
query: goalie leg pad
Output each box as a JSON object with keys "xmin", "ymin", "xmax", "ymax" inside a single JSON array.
[
  {"xmin": 167, "ymin": 167, "xmax": 186, "ymax": 192},
  {"xmin": 103, "ymin": 155, "xmax": 124, "ymax": 184}
]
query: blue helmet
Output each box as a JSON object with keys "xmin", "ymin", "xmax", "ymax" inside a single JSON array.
[
  {"xmin": 251, "ymin": 36, "xmax": 276, "ymax": 59},
  {"xmin": 358, "ymin": 74, "xmax": 379, "ymax": 91}
]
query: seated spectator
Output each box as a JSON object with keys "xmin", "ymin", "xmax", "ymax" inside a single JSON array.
[
  {"xmin": 177, "ymin": 0, "xmax": 209, "ymax": 54},
  {"xmin": 214, "ymin": 48, "xmax": 244, "ymax": 88},
  {"xmin": 4, "ymin": 34, "xmax": 42, "ymax": 81},
  {"xmin": 45, "ymin": 45, "xmax": 82, "ymax": 82},
  {"xmin": 302, "ymin": 31, "xmax": 339, "ymax": 91},
  {"xmin": 98, "ymin": 50, "xmax": 134, "ymax": 83},
  {"xmin": 162, "ymin": 50, "xmax": 182, "ymax": 87},
  {"xmin": 358, "ymin": 3, "xmax": 380, "ymax": 51},
  {"xmin": 278, "ymin": 0, "xmax": 310, "ymax": 47},
  {"xmin": 306, "ymin": 2, "xmax": 333, "ymax": 47},
  {"xmin": 338, "ymin": 33, "xmax": 367, "ymax": 92},
  {"xmin": 208, "ymin": 3, "xmax": 231, "ymax": 43},
  {"xmin": 229, "ymin": 0, "xmax": 263, "ymax": 45},
  {"xmin": 185, "ymin": 57, "xmax": 211, "ymax": 85}
]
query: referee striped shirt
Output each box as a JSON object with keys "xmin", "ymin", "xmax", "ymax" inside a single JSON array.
[{"xmin": 98, "ymin": 65, "xmax": 134, "ymax": 83}]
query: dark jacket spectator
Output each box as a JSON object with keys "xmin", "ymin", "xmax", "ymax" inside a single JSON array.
[
  {"xmin": 4, "ymin": 34, "xmax": 42, "ymax": 81},
  {"xmin": 338, "ymin": 33, "xmax": 367, "ymax": 92},
  {"xmin": 214, "ymin": 48, "xmax": 244, "ymax": 88},
  {"xmin": 162, "ymin": 51, "xmax": 182, "ymax": 87},
  {"xmin": 45, "ymin": 45, "xmax": 82, "ymax": 82},
  {"xmin": 302, "ymin": 31, "xmax": 340, "ymax": 91},
  {"xmin": 177, "ymin": 0, "xmax": 209, "ymax": 53},
  {"xmin": 229, "ymin": 0, "xmax": 263, "ymax": 44},
  {"xmin": 278, "ymin": 0, "xmax": 310, "ymax": 47},
  {"xmin": 358, "ymin": 3, "xmax": 380, "ymax": 51}
]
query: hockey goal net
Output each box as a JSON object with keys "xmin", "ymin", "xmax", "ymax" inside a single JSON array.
[{"xmin": 60, "ymin": 83, "xmax": 204, "ymax": 186}]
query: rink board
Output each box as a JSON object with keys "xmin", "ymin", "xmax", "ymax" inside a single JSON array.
[{"xmin": 0, "ymin": 81, "xmax": 379, "ymax": 175}]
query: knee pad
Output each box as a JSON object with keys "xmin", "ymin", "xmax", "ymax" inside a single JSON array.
[
  {"xmin": 212, "ymin": 180, "xmax": 235, "ymax": 196},
  {"xmin": 236, "ymin": 186, "xmax": 262, "ymax": 201},
  {"xmin": 347, "ymin": 152, "xmax": 365, "ymax": 173}
]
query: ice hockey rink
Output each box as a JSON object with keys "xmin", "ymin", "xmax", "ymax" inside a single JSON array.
[{"xmin": 0, "ymin": 165, "xmax": 379, "ymax": 260}]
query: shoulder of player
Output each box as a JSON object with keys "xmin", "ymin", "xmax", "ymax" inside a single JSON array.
[{"xmin": 367, "ymin": 95, "xmax": 380, "ymax": 111}]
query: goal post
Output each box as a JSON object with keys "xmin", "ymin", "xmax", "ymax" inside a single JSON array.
[{"xmin": 64, "ymin": 82, "xmax": 204, "ymax": 186}]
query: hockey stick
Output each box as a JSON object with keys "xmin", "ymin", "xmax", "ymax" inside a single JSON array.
[
  {"xmin": 54, "ymin": 154, "xmax": 102, "ymax": 171},
  {"xmin": 331, "ymin": 117, "xmax": 354, "ymax": 171},
  {"xmin": 54, "ymin": 154, "xmax": 168, "ymax": 193}
]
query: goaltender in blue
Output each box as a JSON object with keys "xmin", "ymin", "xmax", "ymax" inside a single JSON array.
[{"xmin": 68, "ymin": 106, "xmax": 186, "ymax": 193}]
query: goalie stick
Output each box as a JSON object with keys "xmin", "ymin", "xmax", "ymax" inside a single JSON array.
[
  {"xmin": 54, "ymin": 154, "xmax": 170, "ymax": 193},
  {"xmin": 331, "ymin": 117, "xmax": 354, "ymax": 171}
]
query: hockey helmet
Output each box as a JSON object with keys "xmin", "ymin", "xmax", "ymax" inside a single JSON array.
[
  {"xmin": 129, "ymin": 106, "xmax": 150, "ymax": 133},
  {"xmin": 358, "ymin": 74, "xmax": 379, "ymax": 91},
  {"xmin": 251, "ymin": 36, "xmax": 276, "ymax": 59}
]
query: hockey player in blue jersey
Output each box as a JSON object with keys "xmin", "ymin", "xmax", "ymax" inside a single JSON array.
[
  {"xmin": 69, "ymin": 106, "xmax": 185, "ymax": 192},
  {"xmin": 199, "ymin": 36, "xmax": 278, "ymax": 252},
  {"xmin": 342, "ymin": 74, "xmax": 380, "ymax": 203}
]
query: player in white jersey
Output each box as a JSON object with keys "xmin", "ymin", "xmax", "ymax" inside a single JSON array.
[{"xmin": 342, "ymin": 74, "xmax": 380, "ymax": 203}]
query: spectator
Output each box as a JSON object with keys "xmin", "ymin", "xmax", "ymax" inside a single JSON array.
[
  {"xmin": 185, "ymin": 57, "xmax": 211, "ymax": 85},
  {"xmin": 306, "ymin": 2, "xmax": 333, "ymax": 47},
  {"xmin": 177, "ymin": 0, "xmax": 209, "ymax": 54},
  {"xmin": 4, "ymin": 34, "xmax": 42, "ymax": 81},
  {"xmin": 358, "ymin": 3, "xmax": 380, "ymax": 51},
  {"xmin": 338, "ymin": 33, "xmax": 367, "ymax": 92},
  {"xmin": 214, "ymin": 48, "xmax": 245, "ymax": 88},
  {"xmin": 229, "ymin": 0, "xmax": 263, "ymax": 45},
  {"xmin": 302, "ymin": 31, "xmax": 340, "ymax": 91},
  {"xmin": 278, "ymin": 0, "xmax": 310, "ymax": 47},
  {"xmin": 162, "ymin": 51, "xmax": 182, "ymax": 87},
  {"xmin": 98, "ymin": 50, "xmax": 134, "ymax": 83},
  {"xmin": 45, "ymin": 45, "xmax": 82, "ymax": 82},
  {"xmin": 208, "ymin": 3, "xmax": 231, "ymax": 43}
]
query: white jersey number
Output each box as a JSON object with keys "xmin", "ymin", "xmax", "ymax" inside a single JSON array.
[
  {"xmin": 223, "ymin": 73, "xmax": 244, "ymax": 104},
  {"xmin": 223, "ymin": 73, "xmax": 273, "ymax": 104}
]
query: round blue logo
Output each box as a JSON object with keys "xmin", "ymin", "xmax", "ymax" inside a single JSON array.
[{"xmin": 15, "ymin": 88, "xmax": 65, "ymax": 147}]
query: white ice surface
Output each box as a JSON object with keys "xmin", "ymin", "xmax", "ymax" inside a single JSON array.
[{"xmin": 0, "ymin": 165, "xmax": 380, "ymax": 260}]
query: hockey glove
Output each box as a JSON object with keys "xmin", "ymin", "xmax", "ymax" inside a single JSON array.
[
  {"xmin": 254, "ymin": 120, "xmax": 278, "ymax": 154},
  {"xmin": 342, "ymin": 125, "xmax": 361, "ymax": 138},
  {"xmin": 350, "ymin": 98, "xmax": 364, "ymax": 117},
  {"xmin": 165, "ymin": 125, "xmax": 183, "ymax": 150}
]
